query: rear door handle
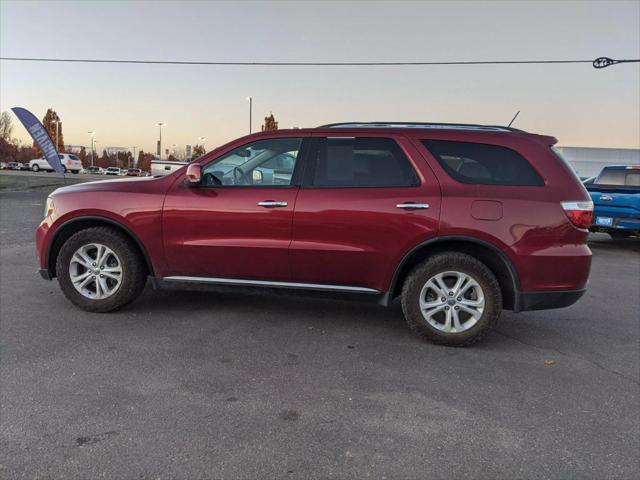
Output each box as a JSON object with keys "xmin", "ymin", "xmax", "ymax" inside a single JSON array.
[
  {"xmin": 258, "ymin": 200, "xmax": 288, "ymax": 208},
  {"xmin": 396, "ymin": 202, "xmax": 430, "ymax": 210}
]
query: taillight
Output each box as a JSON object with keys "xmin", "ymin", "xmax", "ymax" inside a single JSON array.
[{"xmin": 561, "ymin": 201, "xmax": 593, "ymax": 229}]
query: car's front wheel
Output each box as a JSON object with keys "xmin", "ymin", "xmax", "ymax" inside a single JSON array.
[
  {"xmin": 56, "ymin": 227, "xmax": 147, "ymax": 312},
  {"xmin": 32, "ymin": 164, "xmax": 40, "ymax": 172},
  {"xmin": 401, "ymin": 252, "xmax": 502, "ymax": 347}
]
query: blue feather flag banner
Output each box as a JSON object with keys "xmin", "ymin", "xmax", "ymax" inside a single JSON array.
[{"xmin": 11, "ymin": 107, "xmax": 64, "ymax": 176}]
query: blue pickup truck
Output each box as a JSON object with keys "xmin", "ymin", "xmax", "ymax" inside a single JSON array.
[{"xmin": 585, "ymin": 166, "xmax": 640, "ymax": 239}]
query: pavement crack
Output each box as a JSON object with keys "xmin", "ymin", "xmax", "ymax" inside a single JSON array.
[{"xmin": 495, "ymin": 330, "xmax": 640, "ymax": 387}]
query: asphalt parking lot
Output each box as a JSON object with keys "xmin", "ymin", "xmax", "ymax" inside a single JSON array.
[{"xmin": 1, "ymin": 183, "xmax": 639, "ymax": 479}]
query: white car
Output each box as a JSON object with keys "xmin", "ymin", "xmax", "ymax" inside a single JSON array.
[
  {"xmin": 104, "ymin": 167, "xmax": 121, "ymax": 176},
  {"xmin": 82, "ymin": 166, "xmax": 104, "ymax": 175},
  {"xmin": 29, "ymin": 154, "xmax": 82, "ymax": 174}
]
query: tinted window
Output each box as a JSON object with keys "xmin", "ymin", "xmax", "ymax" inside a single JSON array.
[
  {"xmin": 422, "ymin": 140, "xmax": 544, "ymax": 186},
  {"xmin": 202, "ymin": 138, "xmax": 302, "ymax": 186},
  {"xmin": 596, "ymin": 169, "xmax": 640, "ymax": 187},
  {"xmin": 311, "ymin": 137, "xmax": 419, "ymax": 187}
]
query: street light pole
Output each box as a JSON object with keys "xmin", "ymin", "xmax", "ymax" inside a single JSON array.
[
  {"xmin": 246, "ymin": 97, "xmax": 252, "ymax": 134},
  {"xmin": 155, "ymin": 122, "xmax": 166, "ymax": 160},
  {"xmin": 88, "ymin": 131, "xmax": 95, "ymax": 166},
  {"xmin": 51, "ymin": 120, "xmax": 59, "ymax": 151},
  {"xmin": 132, "ymin": 146, "xmax": 137, "ymax": 168}
]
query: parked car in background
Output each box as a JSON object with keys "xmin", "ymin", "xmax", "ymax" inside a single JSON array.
[
  {"xmin": 82, "ymin": 166, "xmax": 104, "ymax": 175},
  {"xmin": 585, "ymin": 165, "xmax": 640, "ymax": 239},
  {"xmin": 151, "ymin": 159, "xmax": 188, "ymax": 176},
  {"xmin": 6, "ymin": 162, "xmax": 21, "ymax": 170},
  {"xmin": 104, "ymin": 167, "xmax": 121, "ymax": 176},
  {"xmin": 36, "ymin": 122, "xmax": 594, "ymax": 347},
  {"xmin": 17, "ymin": 162, "xmax": 31, "ymax": 171},
  {"xmin": 29, "ymin": 154, "xmax": 82, "ymax": 174},
  {"xmin": 125, "ymin": 168, "xmax": 141, "ymax": 176}
]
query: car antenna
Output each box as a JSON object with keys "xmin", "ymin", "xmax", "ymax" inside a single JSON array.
[{"xmin": 508, "ymin": 110, "xmax": 520, "ymax": 128}]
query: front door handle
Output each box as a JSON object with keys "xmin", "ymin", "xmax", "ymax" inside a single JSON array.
[
  {"xmin": 396, "ymin": 202, "xmax": 430, "ymax": 210},
  {"xmin": 258, "ymin": 200, "xmax": 288, "ymax": 208}
]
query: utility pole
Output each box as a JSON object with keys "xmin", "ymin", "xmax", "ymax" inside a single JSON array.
[{"xmin": 132, "ymin": 146, "xmax": 137, "ymax": 168}]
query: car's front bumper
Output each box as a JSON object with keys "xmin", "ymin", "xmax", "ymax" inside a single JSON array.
[{"xmin": 514, "ymin": 288, "xmax": 587, "ymax": 312}]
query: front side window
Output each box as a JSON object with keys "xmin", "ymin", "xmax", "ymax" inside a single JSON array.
[
  {"xmin": 310, "ymin": 137, "xmax": 419, "ymax": 187},
  {"xmin": 202, "ymin": 137, "xmax": 302, "ymax": 187},
  {"xmin": 422, "ymin": 140, "xmax": 544, "ymax": 186}
]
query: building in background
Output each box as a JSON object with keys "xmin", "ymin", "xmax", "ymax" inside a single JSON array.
[{"xmin": 557, "ymin": 146, "xmax": 640, "ymax": 178}]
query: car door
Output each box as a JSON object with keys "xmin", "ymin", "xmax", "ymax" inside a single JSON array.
[
  {"xmin": 163, "ymin": 135, "xmax": 309, "ymax": 281},
  {"xmin": 289, "ymin": 134, "xmax": 441, "ymax": 293}
]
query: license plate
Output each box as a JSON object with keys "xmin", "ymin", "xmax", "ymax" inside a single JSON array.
[{"xmin": 595, "ymin": 217, "xmax": 613, "ymax": 226}]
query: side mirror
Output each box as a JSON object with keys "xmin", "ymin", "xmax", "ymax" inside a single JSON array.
[
  {"xmin": 252, "ymin": 169, "xmax": 263, "ymax": 184},
  {"xmin": 185, "ymin": 163, "xmax": 202, "ymax": 186}
]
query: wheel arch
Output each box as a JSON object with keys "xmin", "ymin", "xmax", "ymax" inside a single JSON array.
[
  {"xmin": 389, "ymin": 236, "xmax": 520, "ymax": 310},
  {"xmin": 46, "ymin": 216, "xmax": 154, "ymax": 278}
]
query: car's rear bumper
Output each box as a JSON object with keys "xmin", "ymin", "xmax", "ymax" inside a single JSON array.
[
  {"xmin": 514, "ymin": 288, "xmax": 587, "ymax": 312},
  {"xmin": 590, "ymin": 217, "xmax": 640, "ymax": 233}
]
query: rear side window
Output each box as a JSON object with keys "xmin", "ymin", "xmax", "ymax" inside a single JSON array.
[
  {"xmin": 311, "ymin": 137, "xmax": 419, "ymax": 187},
  {"xmin": 596, "ymin": 169, "xmax": 640, "ymax": 186},
  {"xmin": 422, "ymin": 140, "xmax": 544, "ymax": 186}
]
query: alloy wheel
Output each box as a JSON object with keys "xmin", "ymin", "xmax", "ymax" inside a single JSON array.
[
  {"xmin": 69, "ymin": 243, "xmax": 123, "ymax": 300},
  {"xmin": 418, "ymin": 271, "xmax": 485, "ymax": 333}
]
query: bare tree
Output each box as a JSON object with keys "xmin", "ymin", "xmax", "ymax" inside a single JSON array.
[
  {"xmin": 261, "ymin": 112, "xmax": 278, "ymax": 132},
  {"xmin": 0, "ymin": 111, "xmax": 13, "ymax": 142}
]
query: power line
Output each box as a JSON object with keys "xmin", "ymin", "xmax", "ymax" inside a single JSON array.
[{"xmin": 0, "ymin": 56, "xmax": 638, "ymax": 68}]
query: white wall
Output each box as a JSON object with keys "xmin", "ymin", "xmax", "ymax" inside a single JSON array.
[{"xmin": 557, "ymin": 147, "xmax": 640, "ymax": 178}]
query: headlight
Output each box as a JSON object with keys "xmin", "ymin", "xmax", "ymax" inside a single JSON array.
[{"xmin": 44, "ymin": 196, "xmax": 55, "ymax": 218}]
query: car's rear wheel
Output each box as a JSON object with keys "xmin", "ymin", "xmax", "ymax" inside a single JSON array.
[
  {"xmin": 401, "ymin": 252, "xmax": 502, "ymax": 347},
  {"xmin": 56, "ymin": 227, "xmax": 147, "ymax": 312},
  {"xmin": 32, "ymin": 164, "xmax": 40, "ymax": 172}
]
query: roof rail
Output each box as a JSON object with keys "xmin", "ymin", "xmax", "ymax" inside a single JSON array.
[{"xmin": 317, "ymin": 122, "xmax": 526, "ymax": 133}]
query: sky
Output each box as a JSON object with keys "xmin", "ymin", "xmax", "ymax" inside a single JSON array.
[{"xmin": 1, "ymin": 0, "xmax": 639, "ymax": 155}]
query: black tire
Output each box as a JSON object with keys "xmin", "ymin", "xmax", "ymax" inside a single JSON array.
[
  {"xmin": 32, "ymin": 164, "xmax": 40, "ymax": 172},
  {"xmin": 401, "ymin": 252, "xmax": 502, "ymax": 347},
  {"xmin": 56, "ymin": 227, "xmax": 147, "ymax": 312}
]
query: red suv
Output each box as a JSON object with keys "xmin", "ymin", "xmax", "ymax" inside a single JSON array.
[{"xmin": 36, "ymin": 122, "xmax": 593, "ymax": 346}]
